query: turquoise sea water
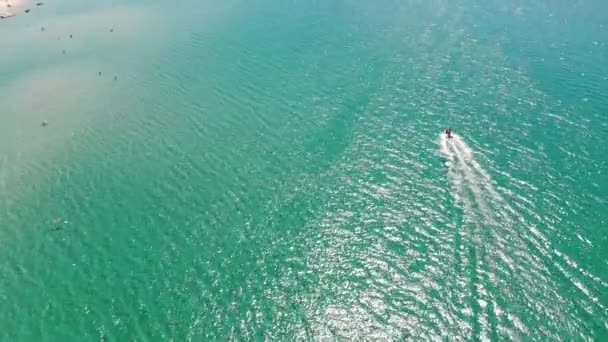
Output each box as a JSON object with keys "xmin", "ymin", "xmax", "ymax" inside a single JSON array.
[{"xmin": 1, "ymin": 0, "xmax": 607, "ymax": 340}]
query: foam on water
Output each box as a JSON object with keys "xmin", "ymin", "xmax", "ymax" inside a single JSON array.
[{"xmin": 439, "ymin": 132, "xmax": 608, "ymax": 333}]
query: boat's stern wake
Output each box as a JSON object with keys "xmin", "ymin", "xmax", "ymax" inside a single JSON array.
[
  {"xmin": 438, "ymin": 132, "xmax": 608, "ymax": 337},
  {"xmin": 439, "ymin": 133, "xmax": 501, "ymax": 225}
]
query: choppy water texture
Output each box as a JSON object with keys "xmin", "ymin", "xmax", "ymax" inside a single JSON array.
[{"xmin": 1, "ymin": 0, "xmax": 607, "ymax": 340}]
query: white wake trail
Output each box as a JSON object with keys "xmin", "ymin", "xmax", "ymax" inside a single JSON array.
[
  {"xmin": 439, "ymin": 134, "xmax": 472, "ymax": 216},
  {"xmin": 440, "ymin": 133, "xmax": 608, "ymax": 320},
  {"xmin": 442, "ymin": 134, "xmax": 496, "ymax": 224},
  {"xmin": 451, "ymin": 135, "xmax": 517, "ymax": 225}
]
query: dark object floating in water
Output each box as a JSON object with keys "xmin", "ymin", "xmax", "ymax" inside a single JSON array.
[
  {"xmin": 41, "ymin": 120, "xmax": 48, "ymax": 127},
  {"xmin": 62, "ymin": 49, "xmax": 66, "ymax": 54},
  {"xmin": 98, "ymin": 71, "xmax": 102, "ymax": 76},
  {"xmin": 51, "ymin": 218, "xmax": 65, "ymax": 230},
  {"xmin": 0, "ymin": 12, "xmax": 15, "ymax": 19},
  {"xmin": 37, "ymin": 2, "xmax": 44, "ymax": 6},
  {"xmin": 109, "ymin": 28, "xmax": 114, "ymax": 32},
  {"xmin": 114, "ymin": 76, "xmax": 118, "ymax": 81},
  {"xmin": 41, "ymin": 26, "xmax": 45, "ymax": 31},
  {"xmin": 25, "ymin": 9, "xmax": 31, "ymax": 13},
  {"xmin": 69, "ymin": 34, "xmax": 72, "ymax": 39}
]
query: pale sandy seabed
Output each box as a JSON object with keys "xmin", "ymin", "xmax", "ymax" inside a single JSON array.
[
  {"xmin": 1, "ymin": 0, "xmax": 29, "ymax": 16},
  {"xmin": 0, "ymin": 2, "xmax": 163, "ymax": 195}
]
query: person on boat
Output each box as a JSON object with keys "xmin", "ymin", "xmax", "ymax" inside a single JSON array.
[{"xmin": 445, "ymin": 127, "xmax": 453, "ymax": 138}]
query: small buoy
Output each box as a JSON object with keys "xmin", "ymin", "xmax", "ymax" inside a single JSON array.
[{"xmin": 41, "ymin": 120, "xmax": 48, "ymax": 127}]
